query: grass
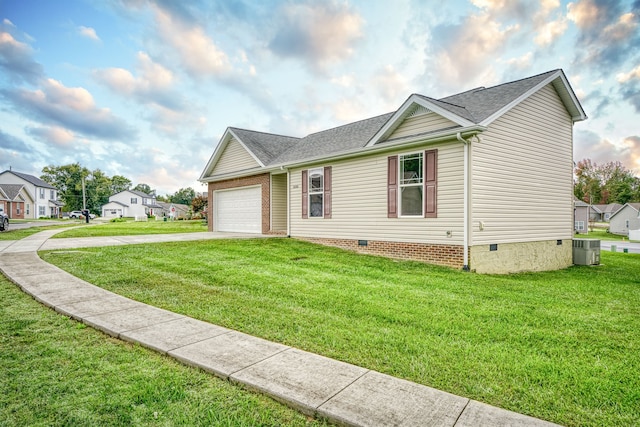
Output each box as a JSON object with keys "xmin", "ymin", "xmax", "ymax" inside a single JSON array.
[
  {"xmin": 0, "ymin": 274, "xmax": 325, "ymax": 426},
  {"xmin": 0, "ymin": 223, "xmax": 81, "ymax": 241},
  {"xmin": 52, "ymin": 219, "xmax": 207, "ymax": 238},
  {"xmin": 39, "ymin": 238, "xmax": 640, "ymax": 427},
  {"xmin": 576, "ymin": 229, "xmax": 637, "ymax": 242}
]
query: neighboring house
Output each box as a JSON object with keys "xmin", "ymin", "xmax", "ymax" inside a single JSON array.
[
  {"xmin": 101, "ymin": 190, "xmax": 163, "ymax": 218},
  {"xmin": 609, "ymin": 203, "xmax": 640, "ymax": 236},
  {"xmin": 0, "ymin": 170, "xmax": 61, "ymax": 218},
  {"xmin": 199, "ymin": 69, "xmax": 586, "ymax": 274},
  {"xmin": 157, "ymin": 202, "xmax": 190, "ymax": 219},
  {"xmin": 0, "ymin": 184, "xmax": 33, "ymax": 219},
  {"xmin": 592, "ymin": 203, "xmax": 623, "ymax": 222},
  {"xmin": 574, "ymin": 199, "xmax": 600, "ymax": 233}
]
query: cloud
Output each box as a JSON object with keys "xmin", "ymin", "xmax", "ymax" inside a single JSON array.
[
  {"xmin": 2, "ymin": 78, "xmax": 135, "ymax": 141},
  {"xmin": 372, "ymin": 65, "xmax": 409, "ymax": 105},
  {"xmin": 95, "ymin": 51, "xmax": 182, "ymax": 110},
  {"xmin": 575, "ymin": 129, "xmax": 640, "ymax": 171},
  {"xmin": 269, "ymin": 1, "xmax": 363, "ymax": 72},
  {"xmin": 429, "ymin": 10, "xmax": 517, "ymax": 90},
  {"xmin": 534, "ymin": 17, "xmax": 568, "ymax": 45},
  {"xmin": 0, "ymin": 26, "xmax": 44, "ymax": 84},
  {"xmin": 617, "ymin": 64, "xmax": 640, "ymax": 112},
  {"xmin": 568, "ymin": 0, "xmax": 640, "ymax": 73},
  {"xmin": 78, "ymin": 26, "xmax": 100, "ymax": 41},
  {"xmin": 152, "ymin": 6, "xmax": 231, "ymax": 78},
  {"xmin": 26, "ymin": 125, "xmax": 75, "ymax": 147},
  {"xmin": 0, "ymin": 128, "xmax": 30, "ymax": 153}
]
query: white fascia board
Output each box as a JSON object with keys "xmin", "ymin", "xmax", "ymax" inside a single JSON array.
[
  {"xmin": 479, "ymin": 70, "xmax": 587, "ymax": 127},
  {"xmin": 366, "ymin": 95, "xmax": 475, "ymax": 147},
  {"xmin": 198, "ymin": 129, "xmax": 266, "ymax": 182},
  {"xmin": 278, "ymin": 125, "xmax": 485, "ymax": 170},
  {"xmin": 199, "ymin": 167, "xmax": 266, "ymax": 183}
]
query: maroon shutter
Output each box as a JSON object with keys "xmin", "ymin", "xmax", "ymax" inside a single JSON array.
[
  {"xmin": 424, "ymin": 149, "xmax": 437, "ymax": 218},
  {"xmin": 387, "ymin": 156, "xmax": 398, "ymax": 218},
  {"xmin": 301, "ymin": 169, "xmax": 308, "ymax": 219},
  {"xmin": 324, "ymin": 166, "xmax": 332, "ymax": 219}
]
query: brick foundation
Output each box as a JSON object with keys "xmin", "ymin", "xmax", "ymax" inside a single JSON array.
[
  {"xmin": 296, "ymin": 237, "xmax": 466, "ymax": 269},
  {"xmin": 208, "ymin": 174, "xmax": 271, "ymax": 234}
]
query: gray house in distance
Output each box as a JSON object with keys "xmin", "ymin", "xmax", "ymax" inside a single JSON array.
[
  {"xmin": 200, "ymin": 69, "xmax": 586, "ymax": 274},
  {"xmin": 609, "ymin": 203, "xmax": 640, "ymax": 236}
]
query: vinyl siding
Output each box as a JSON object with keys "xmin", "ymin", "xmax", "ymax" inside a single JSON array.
[
  {"xmin": 471, "ymin": 84, "xmax": 574, "ymax": 244},
  {"xmin": 271, "ymin": 173, "xmax": 287, "ymax": 232},
  {"xmin": 289, "ymin": 141, "xmax": 464, "ymax": 244},
  {"xmin": 388, "ymin": 112, "xmax": 458, "ymax": 140},
  {"xmin": 609, "ymin": 205, "xmax": 640, "ymax": 235},
  {"xmin": 212, "ymin": 138, "xmax": 260, "ymax": 176}
]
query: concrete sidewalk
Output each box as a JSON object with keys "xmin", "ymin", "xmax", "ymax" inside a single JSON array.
[{"xmin": 0, "ymin": 230, "xmax": 560, "ymax": 426}]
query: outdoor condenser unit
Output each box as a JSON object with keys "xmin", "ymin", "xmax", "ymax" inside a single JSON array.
[{"xmin": 572, "ymin": 239, "xmax": 601, "ymax": 265}]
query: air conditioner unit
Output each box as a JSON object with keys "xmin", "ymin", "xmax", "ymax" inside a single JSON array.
[{"xmin": 572, "ymin": 239, "xmax": 600, "ymax": 265}]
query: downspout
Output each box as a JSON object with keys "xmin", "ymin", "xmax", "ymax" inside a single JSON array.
[
  {"xmin": 284, "ymin": 166, "xmax": 291, "ymax": 237},
  {"xmin": 456, "ymin": 132, "xmax": 470, "ymax": 271}
]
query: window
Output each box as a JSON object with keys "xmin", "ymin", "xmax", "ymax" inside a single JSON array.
[
  {"xmin": 575, "ymin": 221, "xmax": 585, "ymax": 231},
  {"xmin": 308, "ymin": 168, "xmax": 324, "ymax": 217},
  {"xmin": 50, "ymin": 190, "xmax": 55, "ymax": 199},
  {"xmin": 131, "ymin": 197, "xmax": 138, "ymax": 204},
  {"xmin": 39, "ymin": 206, "xmax": 45, "ymax": 216},
  {"xmin": 301, "ymin": 166, "xmax": 332, "ymax": 219},
  {"xmin": 26, "ymin": 204, "xmax": 30, "ymax": 215},
  {"xmin": 399, "ymin": 153, "xmax": 423, "ymax": 216},
  {"xmin": 39, "ymin": 188, "xmax": 45, "ymax": 199},
  {"xmin": 388, "ymin": 150, "xmax": 437, "ymax": 218},
  {"xmin": 626, "ymin": 219, "xmax": 630, "ymax": 229},
  {"xmin": 17, "ymin": 206, "xmax": 21, "ymax": 215}
]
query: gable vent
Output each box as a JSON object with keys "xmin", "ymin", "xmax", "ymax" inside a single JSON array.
[{"xmin": 407, "ymin": 105, "xmax": 432, "ymax": 118}]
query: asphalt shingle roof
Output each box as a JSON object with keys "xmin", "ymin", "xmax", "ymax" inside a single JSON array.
[
  {"xmin": 2, "ymin": 170, "xmax": 56, "ymax": 189},
  {"xmin": 0, "ymin": 184, "xmax": 25, "ymax": 200},
  {"xmin": 222, "ymin": 69, "xmax": 571, "ymax": 168}
]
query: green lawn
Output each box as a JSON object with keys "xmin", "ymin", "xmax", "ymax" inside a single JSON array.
[
  {"xmin": 0, "ymin": 274, "xmax": 325, "ymax": 426},
  {"xmin": 52, "ymin": 219, "xmax": 207, "ymax": 238},
  {"xmin": 0, "ymin": 223, "xmax": 82, "ymax": 241},
  {"xmin": 576, "ymin": 229, "xmax": 636, "ymax": 242},
  {"xmin": 39, "ymin": 238, "xmax": 640, "ymax": 427}
]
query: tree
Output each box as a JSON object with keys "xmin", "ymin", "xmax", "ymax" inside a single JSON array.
[
  {"xmin": 574, "ymin": 159, "xmax": 640, "ymax": 204},
  {"xmin": 191, "ymin": 194, "xmax": 207, "ymax": 214},
  {"xmin": 110, "ymin": 175, "xmax": 131, "ymax": 194},
  {"xmin": 41, "ymin": 163, "xmax": 90, "ymax": 211},
  {"xmin": 170, "ymin": 187, "xmax": 196, "ymax": 205},
  {"xmin": 132, "ymin": 183, "xmax": 154, "ymax": 195}
]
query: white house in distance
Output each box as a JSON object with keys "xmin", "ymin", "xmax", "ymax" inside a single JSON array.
[
  {"xmin": 0, "ymin": 170, "xmax": 62, "ymax": 218},
  {"xmin": 609, "ymin": 203, "xmax": 640, "ymax": 236},
  {"xmin": 101, "ymin": 190, "xmax": 163, "ymax": 219},
  {"xmin": 200, "ymin": 69, "xmax": 587, "ymax": 274}
]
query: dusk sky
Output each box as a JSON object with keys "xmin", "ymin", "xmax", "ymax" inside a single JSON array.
[{"xmin": 1, "ymin": 0, "xmax": 639, "ymax": 196}]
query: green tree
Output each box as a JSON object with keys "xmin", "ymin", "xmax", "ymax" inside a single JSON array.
[
  {"xmin": 170, "ymin": 187, "xmax": 196, "ymax": 205},
  {"xmin": 110, "ymin": 175, "xmax": 131, "ymax": 194},
  {"xmin": 132, "ymin": 183, "xmax": 153, "ymax": 195},
  {"xmin": 574, "ymin": 159, "xmax": 640, "ymax": 204},
  {"xmin": 574, "ymin": 159, "xmax": 602, "ymax": 203},
  {"xmin": 41, "ymin": 163, "xmax": 90, "ymax": 211}
]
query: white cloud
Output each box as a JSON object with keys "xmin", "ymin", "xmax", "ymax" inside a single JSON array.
[
  {"xmin": 506, "ymin": 52, "xmax": 533, "ymax": 69},
  {"xmin": 567, "ymin": 0, "xmax": 601, "ymax": 29},
  {"xmin": 534, "ymin": 17, "xmax": 568, "ymax": 45},
  {"xmin": 27, "ymin": 125, "xmax": 75, "ymax": 147},
  {"xmin": 269, "ymin": 2, "xmax": 363, "ymax": 71},
  {"xmin": 372, "ymin": 65, "xmax": 409, "ymax": 105},
  {"xmin": 616, "ymin": 65, "xmax": 640, "ymax": 83},
  {"xmin": 78, "ymin": 26, "xmax": 100, "ymax": 41},
  {"xmin": 330, "ymin": 74, "xmax": 355, "ymax": 88}
]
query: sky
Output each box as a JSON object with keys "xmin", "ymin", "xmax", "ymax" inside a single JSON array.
[{"xmin": 0, "ymin": 0, "xmax": 639, "ymax": 196}]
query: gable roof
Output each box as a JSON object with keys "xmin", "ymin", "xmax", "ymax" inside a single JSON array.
[
  {"xmin": 0, "ymin": 184, "xmax": 26, "ymax": 201},
  {"xmin": 610, "ymin": 202, "xmax": 640, "ymax": 219},
  {"xmin": 1, "ymin": 170, "xmax": 56, "ymax": 189},
  {"xmin": 592, "ymin": 203, "xmax": 623, "ymax": 215},
  {"xmin": 201, "ymin": 69, "xmax": 586, "ymax": 181}
]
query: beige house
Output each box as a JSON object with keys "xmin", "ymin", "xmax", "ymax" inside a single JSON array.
[{"xmin": 200, "ymin": 69, "xmax": 586, "ymax": 274}]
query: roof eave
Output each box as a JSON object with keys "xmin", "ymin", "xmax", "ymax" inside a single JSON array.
[
  {"xmin": 275, "ymin": 125, "xmax": 486, "ymax": 170},
  {"xmin": 199, "ymin": 128, "xmax": 266, "ymax": 181}
]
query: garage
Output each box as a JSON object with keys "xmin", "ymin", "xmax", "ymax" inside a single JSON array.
[{"xmin": 215, "ymin": 186, "xmax": 262, "ymax": 233}]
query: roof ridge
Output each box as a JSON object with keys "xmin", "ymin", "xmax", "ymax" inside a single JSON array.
[
  {"xmin": 467, "ymin": 69, "xmax": 560, "ymax": 95},
  {"xmin": 229, "ymin": 127, "xmax": 301, "ymax": 140},
  {"xmin": 304, "ymin": 112, "xmax": 395, "ymax": 139}
]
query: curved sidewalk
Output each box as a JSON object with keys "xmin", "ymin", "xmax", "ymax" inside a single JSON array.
[{"xmin": 0, "ymin": 230, "xmax": 560, "ymax": 427}]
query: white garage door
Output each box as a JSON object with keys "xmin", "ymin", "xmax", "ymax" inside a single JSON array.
[{"xmin": 215, "ymin": 186, "xmax": 261, "ymax": 233}]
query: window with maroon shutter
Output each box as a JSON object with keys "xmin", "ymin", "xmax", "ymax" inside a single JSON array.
[
  {"xmin": 387, "ymin": 156, "xmax": 398, "ymax": 218},
  {"xmin": 323, "ymin": 166, "xmax": 332, "ymax": 218},
  {"xmin": 424, "ymin": 149, "xmax": 437, "ymax": 218},
  {"xmin": 301, "ymin": 169, "xmax": 308, "ymax": 219}
]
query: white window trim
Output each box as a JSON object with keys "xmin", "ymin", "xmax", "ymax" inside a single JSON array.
[
  {"xmin": 398, "ymin": 152, "xmax": 424, "ymax": 218},
  {"xmin": 575, "ymin": 221, "xmax": 585, "ymax": 231},
  {"xmin": 308, "ymin": 167, "xmax": 324, "ymax": 218}
]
